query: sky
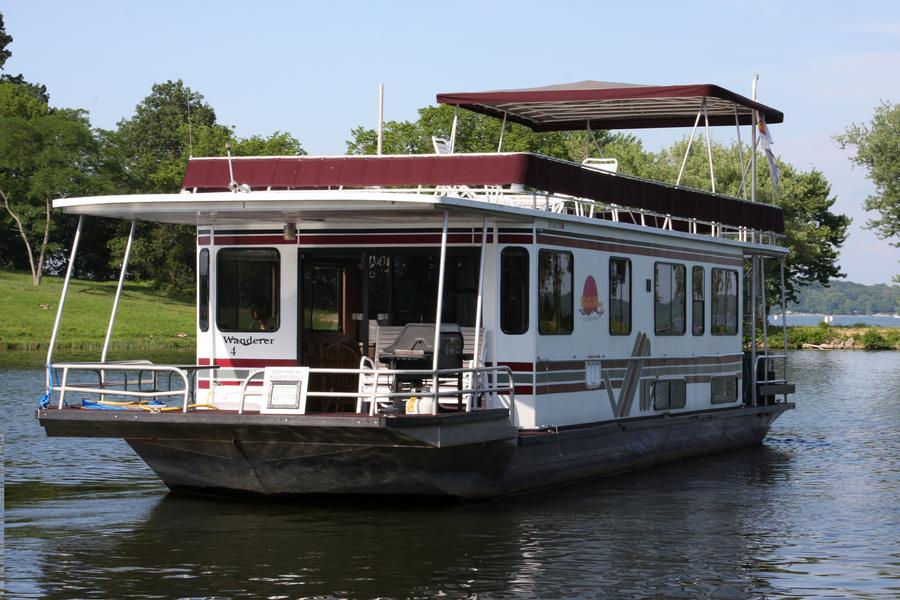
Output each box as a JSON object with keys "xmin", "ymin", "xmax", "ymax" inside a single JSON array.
[{"xmin": 3, "ymin": 0, "xmax": 899, "ymax": 285}]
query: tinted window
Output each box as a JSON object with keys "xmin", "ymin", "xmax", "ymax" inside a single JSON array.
[
  {"xmin": 653, "ymin": 379, "xmax": 686, "ymax": 410},
  {"xmin": 692, "ymin": 266, "xmax": 704, "ymax": 336},
  {"xmin": 711, "ymin": 375, "xmax": 738, "ymax": 403},
  {"xmin": 501, "ymin": 247, "xmax": 529, "ymax": 334},
  {"xmin": 609, "ymin": 257, "xmax": 631, "ymax": 335},
  {"xmin": 538, "ymin": 250, "xmax": 573, "ymax": 335},
  {"xmin": 303, "ymin": 264, "xmax": 343, "ymax": 331},
  {"xmin": 654, "ymin": 263, "xmax": 686, "ymax": 335},
  {"xmin": 217, "ymin": 248, "xmax": 280, "ymax": 332},
  {"xmin": 712, "ymin": 268, "xmax": 739, "ymax": 335},
  {"xmin": 199, "ymin": 249, "xmax": 209, "ymax": 332}
]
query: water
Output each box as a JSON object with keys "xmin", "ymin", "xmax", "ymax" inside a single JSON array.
[
  {"xmin": 3, "ymin": 351, "xmax": 899, "ymax": 598},
  {"xmin": 769, "ymin": 314, "xmax": 900, "ymax": 327}
]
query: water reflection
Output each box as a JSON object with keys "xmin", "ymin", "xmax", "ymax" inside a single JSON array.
[{"xmin": 5, "ymin": 351, "xmax": 900, "ymax": 598}]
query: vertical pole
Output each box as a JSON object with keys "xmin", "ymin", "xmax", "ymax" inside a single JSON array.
[
  {"xmin": 431, "ymin": 211, "xmax": 449, "ymax": 414},
  {"xmin": 734, "ymin": 103, "xmax": 747, "ymax": 199},
  {"xmin": 46, "ymin": 216, "xmax": 83, "ymax": 394},
  {"xmin": 676, "ymin": 108, "xmax": 703, "ymax": 186},
  {"xmin": 101, "ymin": 220, "xmax": 136, "ymax": 364},
  {"xmin": 751, "ymin": 75, "xmax": 759, "ymax": 202},
  {"xmin": 761, "ymin": 256, "xmax": 769, "ymax": 381},
  {"xmin": 779, "ymin": 256, "xmax": 789, "ymax": 401},
  {"xmin": 376, "ymin": 83, "xmax": 384, "ymax": 156},
  {"xmin": 497, "ymin": 112, "xmax": 507, "ymax": 153},
  {"xmin": 702, "ymin": 98, "xmax": 716, "ymax": 194},
  {"xmin": 449, "ymin": 106, "xmax": 459, "ymax": 154},
  {"xmin": 749, "ymin": 255, "xmax": 757, "ymax": 406},
  {"xmin": 470, "ymin": 218, "xmax": 489, "ymax": 411}
]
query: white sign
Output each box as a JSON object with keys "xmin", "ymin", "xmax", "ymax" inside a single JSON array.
[{"xmin": 260, "ymin": 367, "xmax": 310, "ymax": 414}]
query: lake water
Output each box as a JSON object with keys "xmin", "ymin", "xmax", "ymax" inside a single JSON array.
[{"xmin": 3, "ymin": 350, "xmax": 899, "ymax": 598}]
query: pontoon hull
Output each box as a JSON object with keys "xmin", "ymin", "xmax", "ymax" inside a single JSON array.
[{"xmin": 38, "ymin": 404, "xmax": 792, "ymax": 498}]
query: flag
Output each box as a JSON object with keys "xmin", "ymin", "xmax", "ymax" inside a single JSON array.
[{"xmin": 758, "ymin": 115, "xmax": 781, "ymax": 185}]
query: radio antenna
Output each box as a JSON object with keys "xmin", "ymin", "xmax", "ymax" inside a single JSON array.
[{"xmin": 186, "ymin": 87, "xmax": 193, "ymax": 158}]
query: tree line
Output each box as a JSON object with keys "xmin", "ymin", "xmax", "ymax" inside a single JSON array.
[
  {"xmin": 786, "ymin": 280, "xmax": 899, "ymax": 315},
  {"xmin": 3, "ymin": 11, "xmax": 896, "ymax": 303}
]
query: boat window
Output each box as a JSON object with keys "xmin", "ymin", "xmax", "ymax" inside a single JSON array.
[
  {"xmin": 692, "ymin": 266, "xmax": 705, "ymax": 336},
  {"xmin": 609, "ymin": 257, "xmax": 631, "ymax": 335},
  {"xmin": 501, "ymin": 247, "xmax": 529, "ymax": 334},
  {"xmin": 712, "ymin": 268, "xmax": 739, "ymax": 335},
  {"xmin": 654, "ymin": 262, "xmax": 686, "ymax": 335},
  {"xmin": 199, "ymin": 249, "xmax": 209, "ymax": 332},
  {"xmin": 711, "ymin": 375, "xmax": 738, "ymax": 403},
  {"xmin": 216, "ymin": 248, "xmax": 280, "ymax": 332},
  {"xmin": 653, "ymin": 379, "xmax": 686, "ymax": 410},
  {"xmin": 539, "ymin": 250, "xmax": 574, "ymax": 335},
  {"xmin": 303, "ymin": 264, "xmax": 343, "ymax": 332}
]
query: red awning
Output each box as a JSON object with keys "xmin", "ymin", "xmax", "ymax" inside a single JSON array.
[{"xmin": 436, "ymin": 80, "xmax": 783, "ymax": 131}]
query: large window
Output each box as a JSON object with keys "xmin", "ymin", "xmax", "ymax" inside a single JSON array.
[
  {"xmin": 711, "ymin": 375, "xmax": 738, "ymax": 404},
  {"xmin": 501, "ymin": 247, "xmax": 529, "ymax": 334},
  {"xmin": 712, "ymin": 268, "xmax": 739, "ymax": 335},
  {"xmin": 654, "ymin": 262, "xmax": 686, "ymax": 335},
  {"xmin": 199, "ymin": 249, "xmax": 209, "ymax": 332},
  {"xmin": 538, "ymin": 250, "xmax": 574, "ymax": 335},
  {"xmin": 303, "ymin": 264, "xmax": 343, "ymax": 331},
  {"xmin": 609, "ymin": 257, "xmax": 631, "ymax": 335},
  {"xmin": 692, "ymin": 266, "xmax": 704, "ymax": 336},
  {"xmin": 217, "ymin": 248, "xmax": 280, "ymax": 332}
]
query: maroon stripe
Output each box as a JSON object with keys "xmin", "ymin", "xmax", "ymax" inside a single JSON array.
[
  {"xmin": 513, "ymin": 385, "xmax": 534, "ymax": 395},
  {"xmin": 497, "ymin": 361, "xmax": 533, "ymax": 372},
  {"xmin": 197, "ymin": 236, "xmax": 211, "ymax": 246},
  {"xmin": 537, "ymin": 233, "xmax": 744, "ymax": 267},
  {"xmin": 199, "ymin": 380, "xmax": 263, "ymax": 388},
  {"xmin": 198, "ymin": 358, "xmax": 298, "ymax": 367},
  {"xmin": 537, "ymin": 360, "xmax": 584, "ymax": 371},
  {"xmin": 498, "ymin": 234, "xmax": 533, "ymax": 244},
  {"xmin": 213, "ymin": 235, "xmax": 287, "ymax": 245},
  {"xmin": 602, "ymin": 354, "xmax": 742, "ymax": 368}
]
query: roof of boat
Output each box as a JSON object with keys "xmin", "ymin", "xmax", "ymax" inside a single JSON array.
[{"xmin": 436, "ymin": 80, "xmax": 783, "ymax": 131}]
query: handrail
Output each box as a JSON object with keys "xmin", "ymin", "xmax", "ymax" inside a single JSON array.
[
  {"xmin": 49, "ymin": 362, "xmax": 211, "ymax": 413},
  {"xmin": 237, "ymin": 365, "xmax": 516, "ymax": 417}
]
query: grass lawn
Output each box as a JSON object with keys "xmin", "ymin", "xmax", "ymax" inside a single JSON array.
[{"xmin": 0, "ymin": 270, "xmax": 195, "ymax": 364}]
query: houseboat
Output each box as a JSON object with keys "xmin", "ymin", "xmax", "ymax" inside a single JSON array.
[{"xmin": 37, "ymin": 81, "xmax": 795, "ymax": 498}]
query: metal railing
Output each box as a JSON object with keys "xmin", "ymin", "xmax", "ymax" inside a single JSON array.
[
  {"xmin": 754, "ymin": 353, "xmax": 790, "ymax": 403},
  {"xmin": 237, "ymin": 365, "xmax": 516, "ymax": 416},
  {"xmin": 49, "ymin": 363, "xmax": 213, "ymax": 413}
]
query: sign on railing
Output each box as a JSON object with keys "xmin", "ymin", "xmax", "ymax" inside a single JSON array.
[{"xmin": 259, "ymin": 367, "xmax": 310, "ymax": 414}]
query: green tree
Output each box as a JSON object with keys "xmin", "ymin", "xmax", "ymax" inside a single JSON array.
[
  {"xmin": 0, "ymin": 82, "xmax": 112, "ymax": 284},
  {"xmin": 836, "ymin": 102, "xmax": 900, "ymax": 281},
  {"xmin": 0, "ymin": 13, "xmax": 11, "ymax": 69}
]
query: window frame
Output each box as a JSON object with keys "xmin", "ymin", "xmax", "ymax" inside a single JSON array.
[
  {"xmin": 538, "ymin": 249, "xmax": 574, "ymax": 336},
  {"xmin": 711, "ymin": 375, "xmax": 738, "ymax": 404},
  {"xmin": 653, "ymin": 261, "xmax": 686, "ymax": 336},
  {"xmin": 692, "ymin": 265, "xmax": 705, "ymax": 336},
  {"xmin": 215, "ymin": 247, "xmax": 281, "ymax": 333},
  {"xmin": 711, "ymin": 268, "xmax": 740, "ymax": 336},
  {"xmin": 500, "ymin": 246, "xmax": 530, "ymax": 335},
  {"xmin": 653, "ymin": 378, "xmax": 687, "ymax": 410},
  {"xmin": 198, "ymin": 248, "xmax": 210, "ymax": 332},
  {"xmin": 609, "ymin": 256, "xmax": 632, "ymax": 336}
]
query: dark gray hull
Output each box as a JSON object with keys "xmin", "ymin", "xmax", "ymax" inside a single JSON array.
[{"xmin": 38, "ymin": 403, "xmax": 792, "ymax": 499}]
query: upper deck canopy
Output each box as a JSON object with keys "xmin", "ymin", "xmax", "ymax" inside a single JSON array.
[{"xmin": 436, "ymin": 80, "xmax": 783, "ymax": 132}]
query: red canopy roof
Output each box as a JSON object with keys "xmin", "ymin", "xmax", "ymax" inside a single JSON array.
[{"xmin": 436, "ymin": 80, "xmax": 783, "ymax": 132}]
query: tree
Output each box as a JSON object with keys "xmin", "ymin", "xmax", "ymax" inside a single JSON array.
[
  {"xmin": 0, "ymin": 13, "xmax": 11, "ymax": 69},
  {"xmin": 0, "ymin": 82, "xmax": 112, "ymax": 284},
  {"xmin": 836, "ymin": 102, "xmax": 900, "ymax": 281}
]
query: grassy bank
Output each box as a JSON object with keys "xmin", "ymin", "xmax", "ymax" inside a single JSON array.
[
  {"xmin": 0, "ymin": 270, "xmax": 195, "ymax": 365},
  {"xmin": 759, "ymin": 323, "xmax": 900, "ymax": 350}
]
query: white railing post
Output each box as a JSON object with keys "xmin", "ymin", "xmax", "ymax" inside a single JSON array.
[
  {"xmin": 46, "ymin": 216, "xmax": 83, "ymax": 395},
  {"xmin": 101, "ymin": 220, "xmax": 136, "ymax": 365},
  {"xmin": 470, "ymin": 218, "xmax": 488, "ymax": 411},
  {"xmin": 676, "ymin": 108, "xmax": 703, "ymax": 186},
  {"xmin": 431, "ymin": 211, "xmax": 449, "ymax": 414}
]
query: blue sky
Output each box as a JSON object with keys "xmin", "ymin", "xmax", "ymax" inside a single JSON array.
[{"xmin": 3, "ymin": 0, "xmax": 898, "ymax": 285}]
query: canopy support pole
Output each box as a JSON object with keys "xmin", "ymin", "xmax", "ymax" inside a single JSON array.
[
  {"xmin": 734, "ymin": 103, "xmax": 747, "ymax": 199},
  {"xmin": 676, "ymin": 108, "xmax": 703, "ymax": 187},
  {"xmin": 469, "ymin": 217, "xmax": 489, "ymax": 411},
  {"xmin": 702, "ymin": 98, "xmax": 716, "ymax": 194},
  {"xmin": 376, "ymin": 83, "xmax": 384, "ymax": 155},
  {"xmin": 751, "ymin": 75, "xmax": 759, "ymax": 202},
  {"xmin": 431, "ymin": 211, "xmax": 449, "ymax": 414},
  {"xmin": 779, "ymin": 256, "xmax": 789, "ymax": 402},
  {"xmin": 497, "ymin": 112, "xmax": 507, "ymax": 153},
  {"xmin": 46, "ymin": 215, "xmax": 84, "ymax": 394},
  {"xmin": 101, "ymin": 220, "xmax": 136, "ymax": 364},
  {"xmin": 749, "ymin": 254, "xmax": 757, "ymax": 407},
  {"xmin": 587, "ymin": 121, "xmax": 605, "ymax": 158},
  {"xmin": 449, "ymin": 106, "xmax": 459, "ymax": 154}
]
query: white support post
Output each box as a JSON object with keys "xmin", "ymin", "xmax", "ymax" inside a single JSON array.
[
  {"xmin": 46, "ymin": 216, "xmax": 83, "ymax": 394},
  {"xmin": 497, "ymin": 112, "xmax": 507, "ymax": 153},
  {"xmin": 751, "ymin": 75, "xmax": 759, "ymax": 202},
  {"xmin": 101, "ymin": 220, "xmax": 136, "ymax": 364},
  {"xmin": 376, "ymin": 83, "xmax": 384, "ymax": 156},
  {"xmin": 676, "ymin": 108, "xmax": 703, "ymax": 187},
  {"xmin": 779, "ymin": 256, "xmax": 789, "ymax": 401},
  {"xmin": 449, "ymin": 106, "xmax": 459, "ymax": 154},
  {"xmin": 469, "ymin": 218, "xmax": 489, "ymax": 411},
  {"xmin": 734, "ymin": 103, "xmax": 747, "ymax": 199},
  {"xmin": 749, "ymin": 255, "xmax": 757, "ymax": 407},
  {"xmin": 702, "ymin": 98, "xmax": 716, "ymax": 194},
  {"xmin": 431, "ymin": 211, "xmax": 449, "ymax": 414}
]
